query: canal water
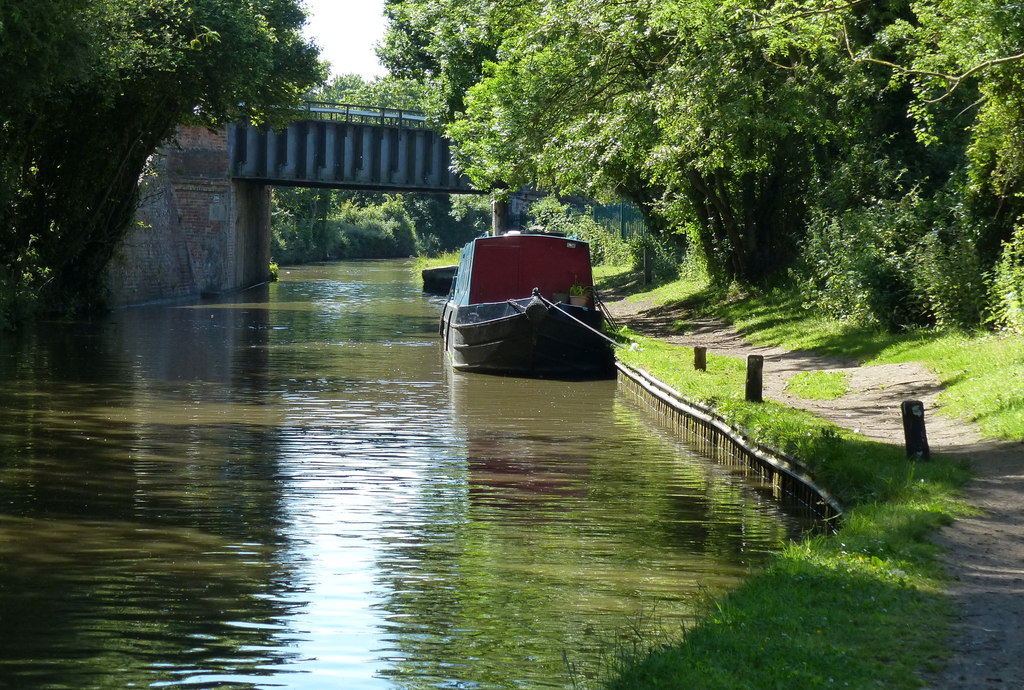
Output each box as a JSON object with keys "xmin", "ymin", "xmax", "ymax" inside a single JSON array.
[{"xmin": 0, "ymin": 261, "xmax": 802, "ymax": 688}]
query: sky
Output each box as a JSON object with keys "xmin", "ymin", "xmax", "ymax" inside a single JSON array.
[{"xmin": 302, "ymin": 0, "xmax": 389, "ymax": 80}]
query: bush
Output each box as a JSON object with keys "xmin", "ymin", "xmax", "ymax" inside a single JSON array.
[
  {"xmin": 798, "ymin": 189, "xmax": 986, "ymax": 330},
  {"xmin": 988, "ymin": 224, "xmax": 1024, "ymax": 332},
  {"xmin": 628, "ymin": 231, "xmax": 684, "ymax": 283},
  {"xmin": 911, "ymin": 224, "xmax": 986, "ymax": 329},
  {"xmin": 337, "ymin": 197, "xmax": 418, "ymax": 258},
  {"xmin": 0, "ymin": 251, "xmax": 47, "ymax": 331},
  {"xmin": 271, "ymin": 193, "xmax": 418, "ymax": 263}
]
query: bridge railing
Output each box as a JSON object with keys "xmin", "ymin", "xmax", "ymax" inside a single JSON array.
[{"xmin": 300, "ymin": 101, "xmax": 431, "ymax": 129}]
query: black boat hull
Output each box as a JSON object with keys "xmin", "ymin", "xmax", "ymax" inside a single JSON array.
[
  {"xmin": 421, "ymin": 264, "xmax": 457, "ymax": 294},
  {"xmin": 440, "ymin": 298, "xmax": 615, "ymax": 378}
]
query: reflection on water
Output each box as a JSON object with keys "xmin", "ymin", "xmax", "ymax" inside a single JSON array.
[{"xmin": 0, "ymin": 261, "xmax": 801, "ymax": 688}]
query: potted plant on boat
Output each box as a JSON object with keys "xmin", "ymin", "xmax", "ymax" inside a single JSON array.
[{"xmin": 568, "ymin": 283, "xmax": 590, "ymax": 306}]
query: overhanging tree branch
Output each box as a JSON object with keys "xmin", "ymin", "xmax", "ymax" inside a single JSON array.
[
  {"xmin": 842, "ymin": 23, "xmax": 1024, "ymax": 103},
  {"xmin": 731, "ymin": 0, "xmax": 870, "ymax": 40}
]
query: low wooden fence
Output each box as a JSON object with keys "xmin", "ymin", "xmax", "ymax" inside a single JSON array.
[{"xmin": 617, "ymin": 362, "xmax": 843, "ymax": 529}]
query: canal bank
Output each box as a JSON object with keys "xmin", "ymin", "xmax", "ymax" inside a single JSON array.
[
  {"xmin": 616, "ymin": 362, "xmax": 842, "ymax": 525},
  {"xmin": 602, "ymin": 292, "xmax": 1021, "ymax": 688}
]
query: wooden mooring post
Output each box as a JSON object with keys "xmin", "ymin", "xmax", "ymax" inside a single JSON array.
[
  {"xmin": 901, "ymin": 400, "xmax": 930, "ymax": 460},
  {"xmin": 694, "ymin": 346, "xmax": 707, "ymax": 372},
  {"xmin": 745, "ymin": 355, "xmax": 764, "ymax": 403}
]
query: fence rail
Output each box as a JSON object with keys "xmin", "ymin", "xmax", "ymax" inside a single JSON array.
[
  {"xmin": 592, "ymin": 202, "xmax": 647, "ymax": 239},
  {"xmin": 300, "ymin": 101, "xmax": 430, "ymax": 129}
]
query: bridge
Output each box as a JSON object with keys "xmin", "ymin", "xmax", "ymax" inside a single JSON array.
[
  {"xmin": 107, "ymin": 102, "xmax": 490, "ymax": 306},
  {"xmin": 230, "ymin": 103, "xmax": 477, "ymax": 194}
]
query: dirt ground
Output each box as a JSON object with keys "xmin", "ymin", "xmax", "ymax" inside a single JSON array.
[{"xmin": 602, "ymin": 294, "xmax": 1024, "ymax": 689}]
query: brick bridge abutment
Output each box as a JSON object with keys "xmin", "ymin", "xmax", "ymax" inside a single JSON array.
[{"xmin": 106, "ymin": 126, "xmax": 271, "ymax": 306}]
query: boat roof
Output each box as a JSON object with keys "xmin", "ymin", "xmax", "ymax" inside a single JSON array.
[{"xmin": 450, "ymin": 232, "xmax": 595, "ymax": 306}]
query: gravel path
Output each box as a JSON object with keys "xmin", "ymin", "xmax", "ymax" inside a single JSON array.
[{"xmin": 602, "ymin": 294, "xmax": 1024, "ymax": 688}]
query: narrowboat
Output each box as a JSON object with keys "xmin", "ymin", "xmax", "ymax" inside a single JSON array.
[{"xmin": 439, "ymin": 231, "xmax": 616, "ymax": 378}]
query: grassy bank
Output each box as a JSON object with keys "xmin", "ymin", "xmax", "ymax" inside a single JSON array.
[
  {"xmin": 596, "ymin": 269, "xmax": 1024, "ymax": 688},
  {"xmin": 606, "ymin": 270, "xmax": 1023, "ymax": 443},
  {"xmin": 714, "ymin": 287, "xmax": 1024, "ymax": 442},
  {"xmin": 413, "ymin": 251, "xmax": 461, "ymax": 272}
]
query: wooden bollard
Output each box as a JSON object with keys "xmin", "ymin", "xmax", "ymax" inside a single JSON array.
[
  {"xmin": 901, "ymin": 400, "xmax": 930, "ymax": 460},
  {"xmin": 745, "ymin": 354, "xmax": 763, "ymax": 403},
  {"xmin": 694, "ymin": 346, "xmax": 707, "ymax": 371}
]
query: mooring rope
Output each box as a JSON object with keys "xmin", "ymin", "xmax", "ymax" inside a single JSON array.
[{"xmin": 532, "ymin": 290, "xmax": 626, "ymax": 349}]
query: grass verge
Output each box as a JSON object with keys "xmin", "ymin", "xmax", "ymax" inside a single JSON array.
[
  {"xmin": 413, "ymin": 251, "xmax": 461, "ymax": 273},
  {"xmin": 786, "ymin": 370, "xmax": 850, "ymax": 400},
  {"xmin": 594, "ymin": 266, "xmax": 1001, "ymax": 688},
  {"xmin": 607, "ymin": 335, "xmax": 970, "ymax": 689},
  {"xmin": 602, "ymin": 270, "xmax": 1024, "ymax": 442}
]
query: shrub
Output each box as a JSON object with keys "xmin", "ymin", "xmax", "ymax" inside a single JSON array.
[
  {"xmin": 798, "ymin": 189, "xmax": 986, "ymax": 330},
  {"xmin": 988, "ymin": 224, "xmax": 1024, "ymax": 332},
  {"xmin": 628, "ymin": 231, "xmax": 684, "ymax": 283},
  {"xmin": 271, "ymin": 193, "xmax": 419, "ymax": 263},
  {"xmin": 910, "ymin": 225, "xmax": 986, "ymax": 329}
]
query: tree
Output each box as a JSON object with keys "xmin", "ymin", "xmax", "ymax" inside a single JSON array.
[
  {"xmin": 0, "ymin": 0, "xmax": 324, "ymax": 318},
  {"xmin": 379, "ymin": 0, "xmax": 988, "ymax": 292},
  {"xmin": 383, "ymin": 0, "xmax": 836, "ymax": 281},
  {"xmin": 313, "ymin": 73, "xmax": 429, "ymax": 111}
]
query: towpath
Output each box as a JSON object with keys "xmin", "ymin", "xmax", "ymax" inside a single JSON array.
[{"xmin": 602, "ymin": 293, "xmax": 1024, "ymax": 689}]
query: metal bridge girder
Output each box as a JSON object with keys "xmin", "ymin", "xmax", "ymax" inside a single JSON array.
[{"xmin": 229, "ymin": 104, "xmax": 479, "ymax": 194}]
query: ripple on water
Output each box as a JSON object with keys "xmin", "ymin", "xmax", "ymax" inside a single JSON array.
[{"xmin": 0, "ymin": 261, "xmax": 804, "ymax": 689}]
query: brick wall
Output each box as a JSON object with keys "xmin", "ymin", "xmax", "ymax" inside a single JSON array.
[{"xmin": 106, "ymin": 126, "xmax": 270, "ymax": 306}]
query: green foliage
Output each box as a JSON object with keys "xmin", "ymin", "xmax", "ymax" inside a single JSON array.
[
  {"xmin": 628, "ymin": 232, "xmax": 686, "ymax": 284},
  {"xmin": 270, "ymin": 188, "xmax": 488, "ymax": 264},
  {"xmin": 340, "ymin": 198, "xmax": 418, "ymax": 259},
  {"xmin": 988, "ymin": 225, "xmax": 1024, "ymax": 332},
  {"xmin": 405, "ymin": 193, "xmax": 489, "ymax": 256},
  {"xmin": 601, "ymin": 266, "xmax": 1024, "ymax": 442},
  {"xmin": 272, "ymin": 193, "xmax": 420, "ymax": 263},
  {"xmin": 382, "ymin": 0, "xmax": 1024, "ymax": 329},
  {"xmin": 611, "ymin": 332, "xmax": 970, "ymax": 689},
  {"xmin": 312, "ymin": 73, "xmax": 428, "ymax": 111},
  {"xmin": 413, "ymin": 250, "xmax": 461, "ymax": 273},
  {"xmin": 0, "ymin": 0, "xmax": 324, "ymax": 319},
  {"xmin": 799, "ymin": 189, "xmax": 986, "ymax": 330},
  {"xmin": 380, "ymin": 0, "xmax": 508, "ymax": 117}
]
